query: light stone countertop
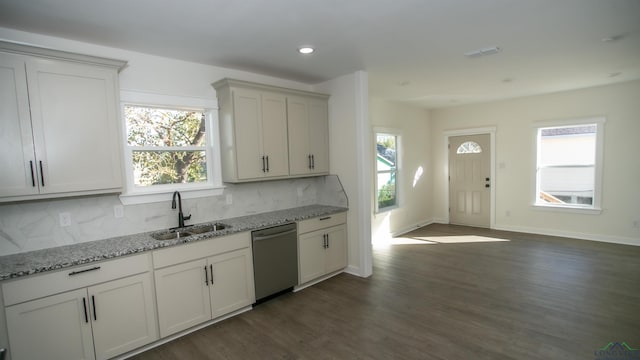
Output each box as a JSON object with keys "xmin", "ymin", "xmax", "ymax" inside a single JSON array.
[{"xmin": 0, "ymin": 204, "xmax": 347, "ymax": 281}]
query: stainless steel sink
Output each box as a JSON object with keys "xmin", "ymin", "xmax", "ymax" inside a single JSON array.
[
  {"xmin": 190, "ymin": 223, "xmax": 227, "ymax": 233},
  {"xmin": 151, "ymin": 230, "xmax": 193, "ymax": 240},
  {"xmin": 151, "ymin": 223, "xmax": 228, "ymax": 240}
]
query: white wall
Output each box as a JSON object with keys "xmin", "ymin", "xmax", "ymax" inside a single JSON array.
[
  {"xmin": 369, "ymin": 98, "xmax": 432, "ymax": 238},
  {"xmin": 430, "ymin": 80, "xmax": 640, "ymax": 245},
  {"xmin": 315, "ymin": 72, "xmax": 373, "ymax": 278}
]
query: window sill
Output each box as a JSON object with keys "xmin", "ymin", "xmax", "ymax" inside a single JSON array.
[
  {"xmin": 375, "ymin": 205, "xmax": 399, "ymax": 215},
  {"xmin": 531, "ymin": 203, "xmax": 602, "ymax": 215},
  {"xmin": 119, "ymin": 186, "xmax": 225, "ymax": 205}
]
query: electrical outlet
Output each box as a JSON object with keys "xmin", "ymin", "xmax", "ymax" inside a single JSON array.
[
  {"xmin": 505, "ymin": 210, "xmax": 511, "ymax": 217},
  {"xmin": 114, "ymin": 205, "xmax": 124, "ymax": 218},
  {"xmin": 226, "ymin": 194, "xmax": 233, "ymax": 205},
  {"xmin": 633, "ymin": 220, "xmax": 640, "ymax": 229},
  {"xmin": 59, "ymin": 212, "xmax": 71, "ymax": 227},
  {"xmin": 297, "ymin": 187, "xmax": 304, "ymax": 197}
]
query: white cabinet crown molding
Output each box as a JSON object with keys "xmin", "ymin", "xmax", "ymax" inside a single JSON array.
[
  {"xmin": 212, "ymin": 78, "xmax": 329, "ymax": 99},
  {"xmin": 0, "ymin": 40, "xmax": 127, "ymax": 71}
]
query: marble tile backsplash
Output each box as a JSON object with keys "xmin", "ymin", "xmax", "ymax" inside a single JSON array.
[{"xmin": 0, "ymin": 175, "xmax": 348, "ymax": 256}]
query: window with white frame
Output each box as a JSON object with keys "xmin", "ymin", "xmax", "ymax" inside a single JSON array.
[
  {"xmin": 125, "ymin": 105, "xmax": 209, "ymax": 186},
  {"xmin": 535, "ymin": 118, "xmax": 605, "ymax": 210},
  {"xmin": 119, "ymin": 91, "xmax": 223, "ymax": 203},
  {"xmin": 375, "ymin": 131, "xmax": 400, "ymax": 212}
]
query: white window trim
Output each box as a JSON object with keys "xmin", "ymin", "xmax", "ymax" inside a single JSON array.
[
  {"xmin": 532, "ymin": 116, "xmax": 605, "ymax": 213},
  {"xmin": 118, "ymin": 90, "xmax": 224, "ymax": 205},
  {"xmin": 374, "ymin": 127, "xmax": 401, "ymax": 214}
]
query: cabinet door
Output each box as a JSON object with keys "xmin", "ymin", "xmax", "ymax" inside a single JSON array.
[
  {"xmin": 5, "ymin": 288, "xmax": 95, "ymax": 360},
  {"xmin": 287, "ymin": 96, "xmax": 329, "ymax": 176},
  {"xmin": 233, "ymin": 88, "xmax": 264, "ymax": 180},
  {"xmin": 324, "ymin": 224, "xmax": 348, "ymax": 274},
  {"xmin": 25, "ymin": 58, "xmax": 122, "ymax": 194},
  {"xmin": 261, "ymin": 92, "xmax": 289, "ymax": 178},
  {"xmin": 298, "ymin": 229, "xmax": 328, "ymax": 284},
  {"xmin": 308, "ymin": 99, "xmax": 330, "ymax": 174},
  {"xmin": 209, "ymin": 248, "xmax": 255, "ymax": 318},
  {"xmin": 89, "ymin": 273, "xmax": 158, "ymax": 360},
  {"xmin": 0, "ymin": 52, "xmax": 39, "ymax": 197},
  {"xmin": 154, "ymin": 259, "xmax": 211, "ymax": 337},
  {"xmin": 287, "ymin": 96, "xmax": 311, "ymax": 175}
]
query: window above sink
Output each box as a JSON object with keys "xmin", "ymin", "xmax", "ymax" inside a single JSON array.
[{"xmin": 119, "ymin": 90, "xmax": 225, "ymax": 205}]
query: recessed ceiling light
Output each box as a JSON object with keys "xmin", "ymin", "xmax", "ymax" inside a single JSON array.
[{"xmin": 298, "ymin": 47, "xmax": 315, "ymax": 54}]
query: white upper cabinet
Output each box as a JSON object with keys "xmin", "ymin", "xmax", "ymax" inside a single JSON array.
[
  {"xmin": 0, "ymin": 52, "xmax": 39, "ymax": 197},
  {"xmin": 287, "ymin": 95, "xmax": 329, "ymax": 176},
  {"xmin": 213, "ymin": 78, "xmax": 329, "ymax": 183},
  {"xmin": 229, "ymin": 88, "xmax": 289, "ymax": 180},
  {"xmin": 0, "ymin": 41, "xmax": 126, "ymax": 202}
]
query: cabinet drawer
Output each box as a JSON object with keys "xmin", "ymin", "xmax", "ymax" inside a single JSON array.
[
  {"xmin": 298, "ymin": 212, "xmax": 347, "ymax": 234},
  {"xmin": 152, "ymin": 232, "xmax": 251, "ymax": 269},
  {"xmin": 2, "ymin": 253, "xmax": 151, "ymax": 306}
]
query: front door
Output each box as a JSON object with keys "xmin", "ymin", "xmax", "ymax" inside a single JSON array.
[{"xmin": 449, "ymin": 134, "xmax": 490, "ymax": 227}]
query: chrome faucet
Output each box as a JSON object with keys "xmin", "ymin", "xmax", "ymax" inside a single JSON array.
[{"xmin": 171, "ymin": 191, "xmax": 191, "ymax": 228}]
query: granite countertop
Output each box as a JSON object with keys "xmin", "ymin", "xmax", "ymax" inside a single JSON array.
[{"xmin": 0, "ymin": 204, "xmax": 347, "ymax": 281}]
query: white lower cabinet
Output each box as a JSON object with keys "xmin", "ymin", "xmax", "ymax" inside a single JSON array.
[
  {"xmin": 298, "ymin": 213, "xmax": 348, "ymax": 285},
  {"xmin": 5, "ymin": 289, "xmax": 95, "ymax": 360},
  {"xmin": 2, "ymin": 254, "xmax": 158, "ymax": 360},
  {"xmin": 153, "ymin": 232, "xmax": 255, "ymax": 338},
  {"xmin": 89, "ymin": 274, "xmax": 158, "ymax": 360}
]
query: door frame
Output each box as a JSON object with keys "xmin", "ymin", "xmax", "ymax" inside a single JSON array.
[{"xmin": 443, "ymin": 127, "xmax": 496, "ymax": 228}]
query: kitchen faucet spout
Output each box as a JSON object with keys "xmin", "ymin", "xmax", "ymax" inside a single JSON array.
[{"xmin": 171, "ymin": 191, "xmax": 191, "ymax": 228}]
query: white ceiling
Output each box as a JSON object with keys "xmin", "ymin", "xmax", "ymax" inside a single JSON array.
[{"xmin": 1, "ymin": 0, "xmax": 639, "ymax": 108}]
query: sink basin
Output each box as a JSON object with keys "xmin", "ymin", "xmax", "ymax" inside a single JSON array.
[
  {"xmin": 151, "ymin": 223, "xmax": 228, "ymax": 240},
  {"xmin": 151, "ymin": 230, "xmax": 193, "ymax": 241},
  {"xmin": 190, "ymin": 223, "xmax": 227, "ymax": 233}
]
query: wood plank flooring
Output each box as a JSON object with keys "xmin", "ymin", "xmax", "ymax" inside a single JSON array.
[{"xmin": 130, "ymin": 224, "xmax": 640, "ymax": 359}]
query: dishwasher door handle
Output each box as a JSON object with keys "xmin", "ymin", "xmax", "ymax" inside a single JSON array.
[{"xmin": 252, "ymin": 228, "xmax": 297, "ymax": 241}]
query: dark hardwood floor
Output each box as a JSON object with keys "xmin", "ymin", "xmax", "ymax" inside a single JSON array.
[{"xmin": 130, "ymin": 224, "xmax": 640, "ymax": 359}]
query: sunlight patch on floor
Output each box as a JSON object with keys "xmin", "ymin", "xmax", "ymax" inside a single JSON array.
[
  {"xmin": 412, "ymin": 235, "xmax": 510, "ymax": 244},
  {"xmin": 374, "ymin": 237, "xmax": 437, "ymax": 247},
  {"xmin": 373, "ymin": 235, "xmax": 510, "ymax": 248}
]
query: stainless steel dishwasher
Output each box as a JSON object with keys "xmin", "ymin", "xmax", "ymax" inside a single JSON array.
[{"xmin": 251, "ymin": 222, "xmax": 298, "ymax": 303}]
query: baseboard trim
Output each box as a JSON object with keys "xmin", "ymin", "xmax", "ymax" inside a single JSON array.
[
  {"xmin": 344, "ymin": 264, "xmax": 366, "ymax": 277},
  {"xmin": 392, "ymin": 218, "xmax": 435, "ymax": 237},
  {"xmin": 492, "ymin": 224, "xmax": 640, "ymax": 247},
  {"xmin": 294, "ymin": 269, "xmax": 346, "ymax": 291}
]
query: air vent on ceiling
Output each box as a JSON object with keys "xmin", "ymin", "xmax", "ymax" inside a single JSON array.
[{"xmin": 464, "ymin": 46, "xmax": 501, "ymax": 58}]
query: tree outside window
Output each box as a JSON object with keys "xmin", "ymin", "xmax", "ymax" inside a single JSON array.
[
  {"xmin": 376, "ymin": 133, "xmax": 398, "ymax": 212},
  {"xmin": 125, "ymin": 105, "xmax": 209, "ymax": 187}
]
